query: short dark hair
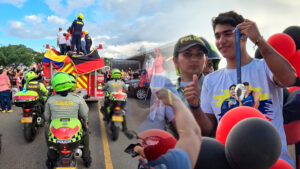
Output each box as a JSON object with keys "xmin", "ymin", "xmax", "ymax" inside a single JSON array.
[
  {"xmin": 57, "ymin": 90, "xmax": 69, "ymax": 96},
  {"xmin": 59, "ymin": 27, "xmax": 62, "ymax": 31},
  {"xmin": 229, "ymin": 84, "xmax": 236, "ymax": 90},
  {"xmin": 243, "ymin": 82, "xmax": 250, "ymax": 86},
  {"xmin": 212, "ymin": 11, "xmax": 244, "ymax": 31}
]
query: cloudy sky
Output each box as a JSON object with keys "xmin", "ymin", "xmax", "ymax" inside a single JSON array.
[{"xmin": 0, "ymin": 0, "xmax": 300, "ymax": 63}]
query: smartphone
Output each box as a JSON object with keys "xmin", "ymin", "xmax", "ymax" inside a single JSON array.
[{"xmin": 124, "ymin": 144, "xmax": 140, "ymax": 158}]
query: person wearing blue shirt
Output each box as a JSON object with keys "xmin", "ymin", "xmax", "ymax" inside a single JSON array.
[{"xmin": 70, "ymin": 13, "xmax": 84, "ymax": 55}]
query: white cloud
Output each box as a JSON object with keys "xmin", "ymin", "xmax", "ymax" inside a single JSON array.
[
  {"xmin": 24, "ymin": 15, "xmax": 43, "ymax": 24},
  {"xmin": 94, "ymin": 35, "xmax": 113, "ymax": 40},
  {"xmin": 8, "ymin": 21, "xmax": 24, "ymax": 29},
  {"xmin": 0, "ymin": 0, "xmax": 27, "ymax": 8},
  {"xmin": 47, "ymin": 15, "xmax": 68, "ymax": 25},
  {"xmin": 44, "ymin": 0, "xmax": 94, "ymax": 16},
  {"xmin": 97, "ymin": 41, "xmax": 164, "ymax": 58}
]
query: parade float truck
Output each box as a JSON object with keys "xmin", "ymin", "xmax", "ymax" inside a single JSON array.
[{"xmin": 43, "ymin": 46, "xmax": 105, "ymax": 101}]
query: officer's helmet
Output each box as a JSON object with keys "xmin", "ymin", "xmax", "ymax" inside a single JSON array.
[
  {"xmin": 25, "ymin": 71, "xmax": 37, "ymax": 83},
  {"xmin": 51, "ymin": 72, "xmax": 72, "ymax": 92},
  {"xmin": 199, "ymin": 37, "xmax": 221, "ymax": 70},
  {"xmin": 69, "ymin": 74, "xmax": 77, "ymax": 91},
  {"xmin": 111, "ymin": 69, "xmax": 121, "ymax": 79},
  {"xmin": 77, "ymin": 13, "xmax": 84, "ymax": 20}
]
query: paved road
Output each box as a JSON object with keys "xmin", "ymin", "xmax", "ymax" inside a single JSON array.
[{"xmin": 0, "ymin": 98, "xmax": 150, "ymax": 169}]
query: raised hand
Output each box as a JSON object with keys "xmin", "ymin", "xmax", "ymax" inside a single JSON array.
[{"xmin": 184, "ymin": 74, "xmax": 200, "ymax": 107}]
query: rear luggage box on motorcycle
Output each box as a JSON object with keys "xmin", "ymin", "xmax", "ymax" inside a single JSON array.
[{"xmin": 13, "ymin": 90, "xmax": 39, "ymax": 108}]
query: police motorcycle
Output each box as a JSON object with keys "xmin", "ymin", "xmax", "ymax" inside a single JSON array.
[
  {"xmin": 102, "ymin": 89, "xmax": 128, "ymax": 141},
  {"xmin": 47, "ymin": 117, "xmax": 84, "ymax": 169},
  {"xmin": 13, "ymin": 89, "xmax": 45, "ymax": 142}
]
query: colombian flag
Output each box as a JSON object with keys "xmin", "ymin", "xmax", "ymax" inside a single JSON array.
[
  {"xmin": 71, "ymin": 49, "xmax": 104, "ymax": 75},
  {"xmin": 43, "ymin": 49, "xmax": 67, "ymax": 68}
]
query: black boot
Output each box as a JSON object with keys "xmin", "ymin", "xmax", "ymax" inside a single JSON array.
[{"xmin": 83, "ymin": 156, "xmax": 92, "ymax": 168}]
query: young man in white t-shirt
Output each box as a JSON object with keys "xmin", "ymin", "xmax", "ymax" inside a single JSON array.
[
  {"xmin": 199, "ymin": 11, "xmax": 297, "ymax": 166},
  {"xmin": 57, "ymin": 27, "xmax": 67, "ymax": 55}
]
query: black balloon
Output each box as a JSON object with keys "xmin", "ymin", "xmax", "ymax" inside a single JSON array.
[
  {"xmin": 255, "ymin": 48, "xmax": 263, "ymax": 59},
  {"xmin": 283, "ymin": 26, "xmax": 300, "ymax": 50},
  {"xmin": 225, "ymin": 118, "xmax": 281, "ymax": 169},
  {"xmin": 195, "ymin": 137, "xmax": 231, "ymax": 169}
]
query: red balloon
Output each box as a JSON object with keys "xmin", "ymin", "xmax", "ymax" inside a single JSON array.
[
  {"xmin": 216, "ymin": 106, "xmax": 267, "ymax": 145},
  {"xmin": 291, "ymin": 50, "xmax": 300, "ymax": 77},
  {"xmin": 288, "ymin": 86, "xmax": 300, "ymax": 93},
  {"xmin": 270, "ymin": 158, "xmax": 293, "ymax": 169},
  {"xmin": 284, "ymin": 120, "xmax": 300, "ymax": 145},
  {"xmin": 268, "ymin": 33, "xmax": 296, "ymax": 62}
]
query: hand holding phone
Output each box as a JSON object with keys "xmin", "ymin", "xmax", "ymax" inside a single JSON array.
[{"xmin": 124, "ymin": 144, "xmax": 140, "ymax": 158}]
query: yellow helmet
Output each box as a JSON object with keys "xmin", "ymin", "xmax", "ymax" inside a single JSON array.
[
  {"xmin": 77, "ymin": 13, "xmax": 83, "ymax": 20},
  {"xmin": 85, "ymin": 30, "xmax": 89, "ymax": 35}
]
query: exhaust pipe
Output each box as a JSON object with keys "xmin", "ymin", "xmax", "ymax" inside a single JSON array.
[
  {"xmin": 37, "ymin": 117, "xmax": 42, "ymax": 125},
  {"xmin": 74, "ymin": 148, "xmax": 82, "ymax": 158}
]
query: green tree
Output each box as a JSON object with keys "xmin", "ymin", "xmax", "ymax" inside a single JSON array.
[{"xmin": 0, "ymin": 44, "xmax": 44, "ymax": 67}]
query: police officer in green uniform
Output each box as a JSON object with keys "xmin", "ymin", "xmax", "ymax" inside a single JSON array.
[
  {"xmin": 44, "ymin": 72, "xmax": 92, "ymax": 168},
  {"xmin": 101, "ymin": 69, "xmax": 128, "ymax": 122},
  {"xmin": 24, "ymin": 71, "xmax": 48, "ymax": 112}
]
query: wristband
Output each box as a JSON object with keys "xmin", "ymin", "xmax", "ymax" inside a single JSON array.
[
  {"xmin": 188, "ymin": 104, "xmax": 200, "ymax": 110},
  {"xmin": 168, "ymin": 89, "xmax": 173, "ymax": 106}
]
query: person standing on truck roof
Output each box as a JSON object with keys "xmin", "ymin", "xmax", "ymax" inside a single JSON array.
[
  {"xmin": 66, "ymin": 27, "xmax": 72, "ymax": 53},
  {"xmin": 70, "ymin": 13, "xmax": 84, "ymax": 55},
  {"xmin": 80, "ymin": 31, "xmax": 87, "ymax": 55},
  {"xmin": 57, "ymin": 27, "xmax": 67, "ymax": 55},
  {"xmin": 85, "ymin": 30, "xmax": 92, "ymax": 54}
]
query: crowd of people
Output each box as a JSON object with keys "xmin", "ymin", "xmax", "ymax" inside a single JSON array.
[
  {"xmin": 0, "ymin": 64, "xmax": 43, "ymax": 112},
  {"xmin": 101, "ymin": 68, "xmax": 143, "ymax": 83}
]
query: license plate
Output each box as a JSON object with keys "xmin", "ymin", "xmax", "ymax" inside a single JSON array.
[
  {"xmin": 56, "ymin": 167, "xmax": 76, "ymax": 169},
  {"xmin": 56, "ymin": 140, "xmax": 72, "ymax": 144},
  {"xmin": 112, "ymin": 115, "xmax": 123, "ymax": 122},
  {"xmin": 21, "ymin": 117, "xmax": 32, "ymax": 123}
]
